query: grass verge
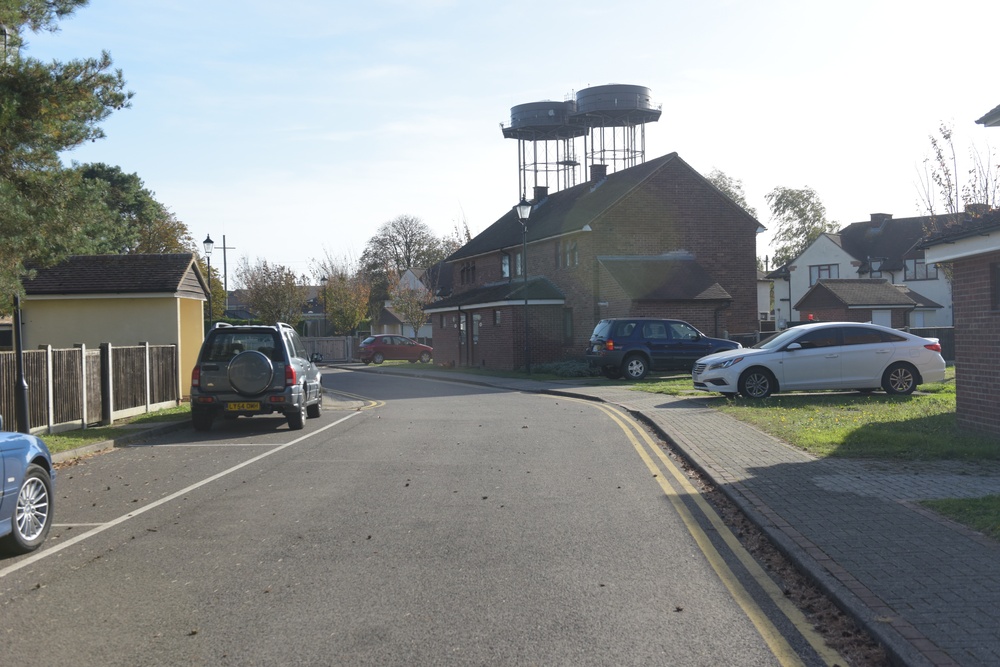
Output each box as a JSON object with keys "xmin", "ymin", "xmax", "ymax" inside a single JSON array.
[
  {"xmin": 43, "ymin": 404, "xmax": 191, "ymax": 455},
  {"xmin": 921, "ymin": 496, "xmax": 1000, "ymax": 541}
]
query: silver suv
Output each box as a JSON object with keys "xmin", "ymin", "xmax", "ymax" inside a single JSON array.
[{"xmin": 190, "ymin": 323, "xmax": 323, "ymax": 431}]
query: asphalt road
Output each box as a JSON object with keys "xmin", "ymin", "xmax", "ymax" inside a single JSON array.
[{"xmin": 0, "ymin": 368, "xmax": 832, "ymax": 666}]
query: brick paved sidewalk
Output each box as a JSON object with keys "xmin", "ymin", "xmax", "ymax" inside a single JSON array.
[{"xmin": 559, "ymin": 385, "xmax": 1000, "ymax": 667}]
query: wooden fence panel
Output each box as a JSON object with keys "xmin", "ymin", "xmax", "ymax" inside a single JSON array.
[
  {"xmin": 52, "ymin": 348, "xmax": 83, "ymax": 424},
  {"xmin": 112, "ymin": 346, "xmax": 146, "ymax": 412},
  {"xmin": 0, "ymin": 351, "xmax": 47, "ymax": 429},
  {"xmin": 0, "ymin": 352, "xmax": 16, "ymax": 426},
  {"xmin": 25, "ymin": 350, "xmax": 47, "ymax": 430},
  {"xmin": 149, "ymin": 346, "xmax": 177, "ymax": 404}
]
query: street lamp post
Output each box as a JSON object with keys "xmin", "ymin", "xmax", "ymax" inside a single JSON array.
[
  {"xmin": 514, "ymin": 197, "xmax": 532, "ymax": 374},
  {"xmin": 203, "ymin": 234, "xmax": 214, "ymax": 330},
  {"xmin": 12, "ymin": 294, "xmax": 30, "ymax": 433}
]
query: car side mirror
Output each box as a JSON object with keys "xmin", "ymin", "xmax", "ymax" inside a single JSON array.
[
  {"xmin": 310, "ymin": 352, "xmax": 324, "ymax": 363},
  {"xmin": 785, "ymin": 343, "xmax": 802, "ymax": 351}
]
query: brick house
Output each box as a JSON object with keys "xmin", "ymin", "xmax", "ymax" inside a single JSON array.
[
  {"xmin": 921, "ymin": 209, "xmax": 1000, "ymax": 435},
  {"xmin": 767, "ymin": 213, "xmax": 959, "ymax": 327},
  {"xmin": 426, "ymin": 153, "xmax": 761, "ymax": 370}
]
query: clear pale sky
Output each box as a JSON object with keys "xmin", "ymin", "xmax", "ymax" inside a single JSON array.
[{"xmin": 25, "ymin": 0, "xmax": 1000, "ymax": 282}]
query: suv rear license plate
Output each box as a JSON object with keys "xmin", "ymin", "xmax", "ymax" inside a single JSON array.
[{"xmin": 227, "ymin": 402, "xmax": 260, "ymax": 412}]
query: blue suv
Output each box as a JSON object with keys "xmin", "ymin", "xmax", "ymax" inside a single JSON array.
[{"xmin": 586, "ymin": 318, "xmax": 740, "ymax": 380}]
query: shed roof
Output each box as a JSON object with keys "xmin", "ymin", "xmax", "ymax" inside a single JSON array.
[
  {"xmin": 24, "ymin": 254, "xmax": 205, "ymax": 297},
  {"xmin": 794, "ymin": 279, "xmax": 916, "ymax": 310}
]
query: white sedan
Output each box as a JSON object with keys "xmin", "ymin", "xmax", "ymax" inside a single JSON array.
[{"xmin": 692, "ymin": 322, "xmax": 947, "ymax": 399}]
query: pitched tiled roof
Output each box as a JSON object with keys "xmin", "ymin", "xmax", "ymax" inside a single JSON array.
[
  {"xmin": 599, "ymin": 254, "xmax": 731, "ymax": 301},
  {"xmin": 837, "ymin": 215, "xmax": 960, "ymax": 273},
  {"xmin": 919, "ymin": 209, "xmax": 1000, "ymax": 247},
  {"xmin": 424, "ymin": 277, "xmax": 564, "ymax": 312},
  {"xmin": 794, "ymin": 279, "xmax": 916, "ymax": 310},
  {"xmin": 977, "ymin": 103, "xmax": 1000, "ymax": 127},
  {"xmin": 446, "ymin": 152, "xmax": 759, "ymax": 262},
  {"xmin": 24, "ymin": 254, "xmax": 203, "ymax": 295}
]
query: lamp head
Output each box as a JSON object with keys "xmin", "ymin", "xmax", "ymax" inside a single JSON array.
[
  {"xmin": 514, "ymin": 197, "xmax": 532, "ymax": 223},
  {"xmin": 203, "ymin": 234, "xmax": 215, "ymax": 255}
]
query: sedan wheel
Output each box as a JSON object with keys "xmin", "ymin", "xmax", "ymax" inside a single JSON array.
[
  {"xmin": 373, "ymin": 352, "xmax": 385, "ymax": 365},
  {"xmin": 419, "ymin": 351, "xmax": 431, "ymax": 364},
  {"xmin": 882, "ymin": 363, "xmax": 917, "ymax": 395},
  {"xmin": 1, "ymin": 465, "xmax": 53, "ymax": 555},
  {"xmin": 739, "ymin": 368, "xmax": 775, "ymax": 399}
]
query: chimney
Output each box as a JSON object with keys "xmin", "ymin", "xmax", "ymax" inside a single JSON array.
[
  {"xmin": 870, "ymin": 213, "xmax": 892, "ymax": 228},
  {"xmin": 532, "ymin": 185, "xmax": 548, "ymax": 202},
  {"xmin": 590, "ymin": 164, "xmax": 608, "ymax": 183}
]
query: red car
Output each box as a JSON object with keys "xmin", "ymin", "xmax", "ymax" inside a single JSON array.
[{"xmin": 358, "ymin": 335, "xmax": 433, "ymax": 365}]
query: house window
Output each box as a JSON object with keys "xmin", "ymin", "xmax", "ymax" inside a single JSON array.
[
  {"xmin": 440, "ymin": 315, "xmax": 445, "ymax": 328},
  {"xmin": 563, "ymin": 308, "xmax": 573, "ymax": 345},
  {"xmin": 905, "ymin": 258, "xmax": 938, "ymax": 281},
  {"xmin": 459, "ymin": 261, "xmax": 476, "ymax": 285},
  {"xmin": 501, "ymin": 254, "xmax": 510, "ymax": 278},
  {"xmin": 515, "ymin": 251, "xmax": 523, "ymax": 277},
  {"xmin": 556, "ymin": 241, "xmax": 562, "ymax": 269},
  {"xmin": 568, "ymin": 241, "xmax": 578, "ymax": 267},
  {"xmin": 494, "ymin": 310, "xmax": 501, "ymax": 325},
  {"xmin": 809, "ymin": 264, "xmax": 839, "ymax": 286}
]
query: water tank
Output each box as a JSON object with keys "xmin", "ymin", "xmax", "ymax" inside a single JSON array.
[
  {"xmin": 502, "ymin": 100, "xmax": 588, "ymax": 140},
  {"xmin": 574, "ymin": 84, "xmax": 661, "ymax": 126}
]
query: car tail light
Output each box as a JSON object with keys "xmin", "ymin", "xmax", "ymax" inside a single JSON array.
[
  {"xmin": 285, "ymin": 364, "xmax": 297, "ymax": 386},
  {"xmin": 925, "ymin": 342, "xmax": 942, "ymax": 353},
  {"xmin": 605, "ymin": 339, "xmax": 615, "ymax": 351},
  {"xmin": 191, "ymin": 366, "xmax": 200, "ymax": 388}
]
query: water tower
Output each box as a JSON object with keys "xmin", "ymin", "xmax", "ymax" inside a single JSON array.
[
  {"xmin": 501, "ymin": 99, "xmax": 588, "ymax": 200},
  {"xmin": 501, "ymin": 84, "xmax": 661, "ymax": 199},
  {"xmin": 573, "ymin": 84, "xmax": 661, "ymax": 173}
]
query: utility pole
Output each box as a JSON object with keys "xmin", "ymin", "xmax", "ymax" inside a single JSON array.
[{"xmin": 219, "ymin": 235, "xmax": 236, "ymax": 315}]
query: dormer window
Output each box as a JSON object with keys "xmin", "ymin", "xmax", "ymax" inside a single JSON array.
[{"xmin": 501, "ymin": 254, "xmax": 510, "ymax": 278}]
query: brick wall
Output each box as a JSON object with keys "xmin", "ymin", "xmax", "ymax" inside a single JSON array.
[{"xmin": 950, "ymin": 251, "xmax": 1000, "ymax": 435}]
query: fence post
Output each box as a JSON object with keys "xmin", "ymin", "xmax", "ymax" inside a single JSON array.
[
  {"xmin": 141, "ymin": 341, "xmax": 151, "ymax": 413},
  {"xmin": 41, "ymin": 344, "xmax": 53, "ymax": 434},
  {"xmin": 100, "ymin": 342, "xmax": 113, "ymax": 426},
  {"xmin": 75, "ymin": 344, "xmax": 87, "ymax": 430}
]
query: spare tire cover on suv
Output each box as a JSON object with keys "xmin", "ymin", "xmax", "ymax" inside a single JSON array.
[{"xmin": 228, "ymin": 350, "xmax": 275, "ymax": 396}]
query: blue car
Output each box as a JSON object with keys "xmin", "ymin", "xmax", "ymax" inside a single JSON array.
[{"xmin": 0, "ymin": 416, "xmax": 55, "ymax": 555}]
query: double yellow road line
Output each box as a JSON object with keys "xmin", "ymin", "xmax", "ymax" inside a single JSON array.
[{"xmin": 565, "ymin": 397, "xmax": 845, "ymax": 667}]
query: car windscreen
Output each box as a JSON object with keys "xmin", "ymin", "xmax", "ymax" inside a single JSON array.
[
  {"xmin": 361, "ymin": 337, "xmax": 376, "ymax": 345},
  {"xmin": 752, "ymin": 328, "xmax": 802, "ymax": 350}
]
